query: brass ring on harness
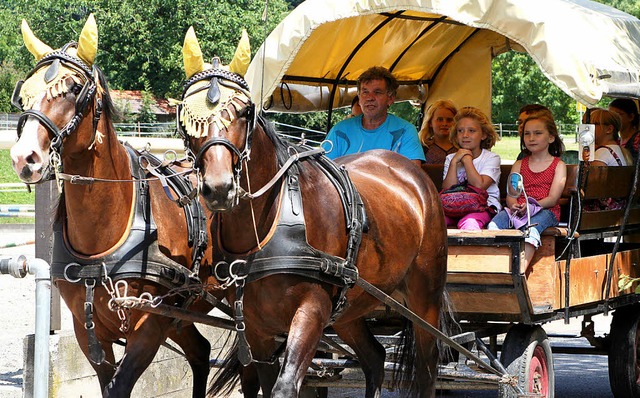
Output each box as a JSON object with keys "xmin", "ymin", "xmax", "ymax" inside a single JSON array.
[
  {"xmin": 63, "ymin": 262, "xmax": 82, "ymax": 283},
  {"xmin": 138, "ymin": 154, "xmax": 150, "ymax": 170},
  {"xmin": 163, "ymin": 149, "xmax": 177, "ymax": 163}
]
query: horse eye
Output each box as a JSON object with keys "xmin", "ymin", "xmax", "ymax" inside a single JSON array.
[{"xmin": 71, "ymin": 84, "xmax": 82, "ymax": 95}]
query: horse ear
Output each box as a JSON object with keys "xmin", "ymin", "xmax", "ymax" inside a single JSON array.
[
  {"xmin": 21, "ymin": 19, "xmax": 53, "ymax": 61},
  {"xmin": 77, "ymin": 13, "xmax": 98, "ymax": 66},
  {"xmin": 228, "ymin": 29, "xmax": 251, "ymax": 78},
  {"xmin": 183, "ymin": 26, "xmax": 205, "ymax": 79}
]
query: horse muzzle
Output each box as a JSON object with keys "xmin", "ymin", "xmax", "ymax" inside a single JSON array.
[
  {"xmin": 10, "ymin": 139, "xmax": 50, "ymax": 184},
  {"xmin": 200, "ymin": 174, "xmax": 238, "ymax": 211}
]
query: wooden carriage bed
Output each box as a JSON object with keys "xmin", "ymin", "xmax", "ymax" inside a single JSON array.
[{"xmin": 422, "ymin": 163, "xmax": 640, "ymax": 323}]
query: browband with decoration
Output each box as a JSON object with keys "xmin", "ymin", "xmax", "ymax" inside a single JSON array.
[{"xmin": 178, "ymin": 68, "xmax": 251, "ymax": 139}]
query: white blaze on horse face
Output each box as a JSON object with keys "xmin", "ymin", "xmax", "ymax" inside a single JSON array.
[
  {"xmin": 201, "ymin": 143, "xmax": 237, "ymax": 211},
  {"xmin": 10, "ymin": 92, "xmax": 49, "ymax": 183}
]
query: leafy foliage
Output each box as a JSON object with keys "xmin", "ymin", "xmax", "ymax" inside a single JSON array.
[
  {"xmin": 137, "ymin": 91, "xmax": 157, "ymax": 123},
  {"xmin": 1, "ymin": 0, "xmax": 290, "ymax": 99},
  {"xmin": 491, "ymin": 52, "xmax": 581, "ymax": 125}
]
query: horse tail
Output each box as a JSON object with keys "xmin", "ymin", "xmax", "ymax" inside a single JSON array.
[
  {"xmin": 391, "ymin": 289, "xmax": 457, "ymax": 395},
  {"xmin": 391, "ymin": 318, "xmax": 417, "ymax": 396},
  {"xmin": 438, "ymin": 288, "xmax": 461, "ymax": 363},
  {"xmin": 207, "ymin": 334, "xmax": 242, "ymax": 397}
]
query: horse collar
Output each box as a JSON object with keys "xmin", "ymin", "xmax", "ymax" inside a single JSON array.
[{"xmin": 50, "ymin": 147, "xmax": 200, "ymax": 291}]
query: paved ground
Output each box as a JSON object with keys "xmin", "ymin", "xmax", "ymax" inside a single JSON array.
[{"xmin": 0, "ymin": 224, "xmax": 616, "ymax": 397}]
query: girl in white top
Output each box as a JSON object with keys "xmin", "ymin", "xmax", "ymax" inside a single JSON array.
[
  {"xmin": 442, "ymin": 107, "xmax": 502, "ymax": 230},
  {"xmin": 590, "ymin": 108, "xmax": 632, "ymax": 166}
]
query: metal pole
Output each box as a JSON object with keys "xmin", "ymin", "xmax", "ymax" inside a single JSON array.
[{"xmin": 0, "ymin": 255, "xmax": 51, "ymax": 398}]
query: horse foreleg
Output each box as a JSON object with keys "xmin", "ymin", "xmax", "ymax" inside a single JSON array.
[
  {"xmin": 334, "ymin": 319, "xmax": 386, "ymax": 398},
  {"xmin": 254, "ymin": 360, "xmax": 280, "ymax": 398},
  {"xmin": 102, "ymin": 317, "xmax": 168, "ymax": 398},
  {"xmin": 167, "ymin": 323, "xmax": 211, "ymax": 398},
  {"xmin": 269, "ymin": 302, "xmax": 329, "ymax": 398}
]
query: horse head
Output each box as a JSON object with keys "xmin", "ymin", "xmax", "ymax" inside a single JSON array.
[
  {"xmin": 177, "ymin": 27, "xmax": 253, "ymax": 211},
  {"xmin": 10, "ymin": 14, "xmax": 106, "ymax": 184}
]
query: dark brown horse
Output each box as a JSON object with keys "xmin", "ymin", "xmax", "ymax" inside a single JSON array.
[
  {"xmin": 10, "ymin": 16, "xmax": 218, "ymax": 397},
  {"xmin": 179, "ymin": 30, "xmax": 448, "ymax": 398}
]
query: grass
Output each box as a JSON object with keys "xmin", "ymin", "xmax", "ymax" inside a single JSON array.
[
  {"xmin": 493, "ymin": 134, "xmax": 578, "ymax": 162},
  {"xmin": 0, "ymin": 149, "xmax": 36, "ymax": 224}
]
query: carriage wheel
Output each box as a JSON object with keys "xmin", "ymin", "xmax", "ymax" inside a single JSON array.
[
  {"xmin": 608, "ymin": 305, "xmax": 640, "ymax": 397},
  {"xmin": 498, "ymin": 324, "xmax": 555, "ymax": 398}
]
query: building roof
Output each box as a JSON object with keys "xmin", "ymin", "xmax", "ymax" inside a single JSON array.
[{"xmin": 110, "ymin": 90, "xmax": 175, "ymax": 115}]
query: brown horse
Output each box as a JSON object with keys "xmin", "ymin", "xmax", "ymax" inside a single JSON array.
[
  {"xmin": 178, "ymin": 30, "xmax": 448, "ymax": 398},
  {"xmin": 10, "ymin": 15, "xmax": 219, "ymax": 397}
]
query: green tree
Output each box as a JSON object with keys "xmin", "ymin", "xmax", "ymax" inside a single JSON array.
[
  {"xmin": 1, "ymin": 0, "xmax": 290, "ymax": 100},
  {"xmin": 597, "ymin": 0, "xmax": 640, "ymax": 18},
  {"xmin": 492, "ymin": 52, "xmax": 579, "ymax": 126},
  {"xmin": 0, "ymin": 61, "xmax": 23, "ymax": 113},
  {"xmin": 136, "ymin": 91, "xmax": 156, "ymax": 124}
]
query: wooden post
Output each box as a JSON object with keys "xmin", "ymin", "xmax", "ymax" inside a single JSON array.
[{"xmin": 35, "ymin": 181, "xmax": 61, "ymax": 331}]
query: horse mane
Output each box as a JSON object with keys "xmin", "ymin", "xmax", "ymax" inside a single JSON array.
[
  {"xmin": 253, "ymin": 112, "xmax": 300, "ymax": 175},
  {"xmin": 94, "ymin": 65, "xmax": 117, "ymax": 122}
]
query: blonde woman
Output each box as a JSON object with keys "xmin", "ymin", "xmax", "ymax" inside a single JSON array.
[{"xmin": 420, "ymin": 99, "xmax": 457, "ymax": 164}]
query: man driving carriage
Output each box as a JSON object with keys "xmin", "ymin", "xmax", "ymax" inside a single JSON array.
[{"xmin": 322, "ymin": 66, "xmax": 425, "ymax": 166}]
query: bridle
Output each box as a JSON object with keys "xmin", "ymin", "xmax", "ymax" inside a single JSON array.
[
  {"xmin": 177, "ymin": 66, "xmax": 256, "ymax": 185},
  {"xmin": 12, "ymin": 41, "xmax": 103, "ymax": 181}
]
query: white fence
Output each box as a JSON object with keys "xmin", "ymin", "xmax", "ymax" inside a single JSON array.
[
  {"xmin": 1, "ymin": 113, "xmax": 579, "ymax": 147},
  {"xmin": 1, "ymin": 113, "xmax": 175, "ymax": 137}
]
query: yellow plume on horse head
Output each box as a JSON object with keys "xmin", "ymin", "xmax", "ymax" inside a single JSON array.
[
  {"xmin": 182, "ymin": 26, "xmax": 251, "ymax": 79},
  {"xmin": 22, "ymin": 13, "xmax": 98, "ymax": 67}
]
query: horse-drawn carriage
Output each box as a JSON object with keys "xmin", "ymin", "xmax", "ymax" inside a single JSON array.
[{"xmin": 7, "ymin": 0, "xmax": 640, "ymax": 397}]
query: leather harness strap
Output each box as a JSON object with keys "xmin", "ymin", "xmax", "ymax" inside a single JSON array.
[
  {"xmin": 215, "ymin": 143, "xmax": 366, "ymax": 366},
  {"xmin": 50, "ymin": 147, "xmax": 223, "ymax": 365}
]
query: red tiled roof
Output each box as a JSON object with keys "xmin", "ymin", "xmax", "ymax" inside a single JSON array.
[{"xmin": 110, "ymin": 90, "xmax": 175, "ymax": 115}]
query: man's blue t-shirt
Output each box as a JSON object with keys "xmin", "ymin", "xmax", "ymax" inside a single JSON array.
[{"xmin": 323, "ymin": 114, "xmax": 426, "ymax": 161}]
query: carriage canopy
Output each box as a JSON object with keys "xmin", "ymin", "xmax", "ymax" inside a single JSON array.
[{"xmin": 246, "ymin": 0, "xmax": 640, "ymax": 117}]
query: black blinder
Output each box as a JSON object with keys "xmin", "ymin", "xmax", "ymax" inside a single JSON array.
[
  {"xmin": 75, "ymin": 81, "xmax": 96, "ymax": 114},
  {"xmin": 44, "ymin": 59, "xmax": 61, "ymax": 83},
  {"xmin": 11, "ymin": 80, "xmax": 24, "ymax": 111}
]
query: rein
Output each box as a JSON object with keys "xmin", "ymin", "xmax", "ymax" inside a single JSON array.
[{"xmin": 239, "ymin": 145, "xmax": 325, "ymax": 200}]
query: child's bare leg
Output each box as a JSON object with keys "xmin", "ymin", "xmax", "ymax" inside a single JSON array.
[{"xmin": 521, "ymin": 242, "xmax": 536, "ymax": 274}]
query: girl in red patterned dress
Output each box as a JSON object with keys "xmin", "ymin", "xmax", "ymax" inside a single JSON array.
[{"xmin": 488, "ymin": 111, "xmax": 567, "ymax": 273}]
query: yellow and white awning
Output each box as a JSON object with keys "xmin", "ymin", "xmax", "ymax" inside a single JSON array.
[{"xmin": 246, "ymin": 0, "xmax": 640, "ymax": 116}]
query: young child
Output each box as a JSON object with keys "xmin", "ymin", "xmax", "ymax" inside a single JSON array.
[
  {"xmin": 442, "ymin": 107, "xmax": 501, "ymax": 230},
  {"xmin": 589, "ymin": 108, "xmax": 632, "ymax": 166},
  {"xmin": 488, "ymin": 111, "xmax": 567, "ymax": 273},
  {"xmin": 420, "ymin": 99, "xmax": 458, "ymax": 164}
]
